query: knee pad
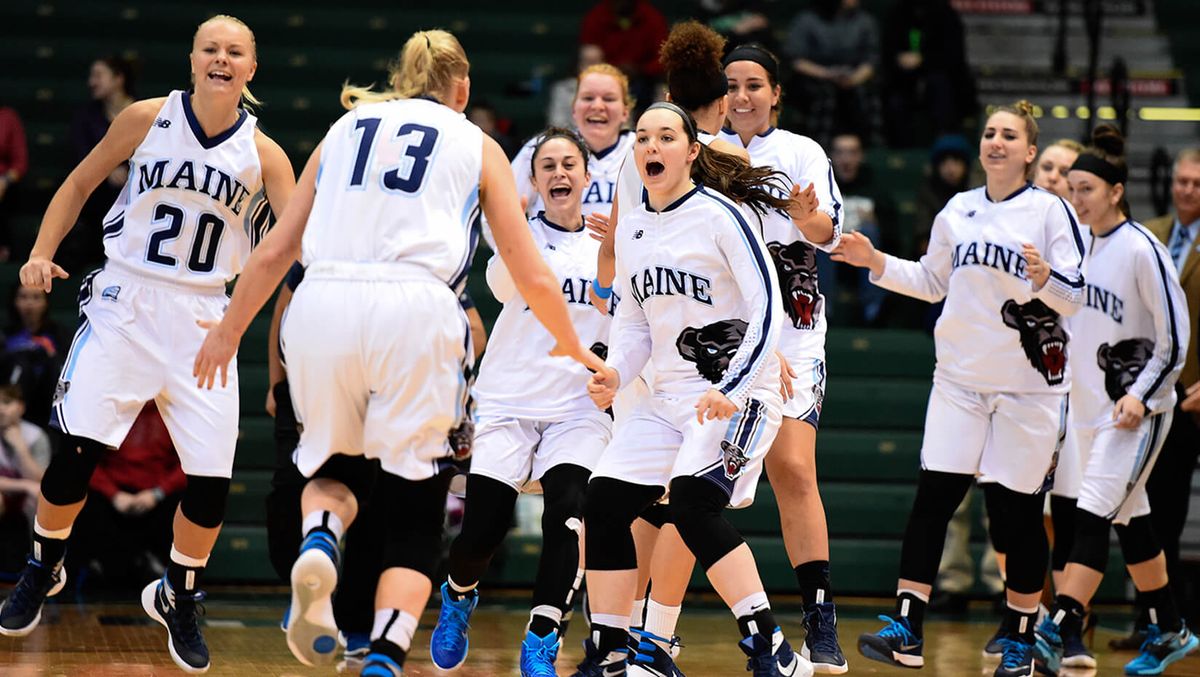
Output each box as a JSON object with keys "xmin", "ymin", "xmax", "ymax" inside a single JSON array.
[
  {"xmin": 638, "ymin": 502, "xmax": 671, "ymax": 529},
  {"xmin": 985, "ymin": 483, "xmax": 1048, "ymax": 594},
  {"xmin": 1116, "ymin": 515, "xmax": 1162, "ymax": 566},
  {"xmin": 1068, "ymin": 508, "xmax": 1112, "ymax": 573},
  {"xmin": 180, "ymin": 475, "xmax": 231, "ymax": 528},
  {"xmin": 668, "ymin": 476, "xmax": 744, "ymax": 570},
  {"xmin": 1050, "ymin": 495, "xmax": 1077, "ymax": 572},
  {"xmin": 379, "ymin": 473, "xmax": 450, "ymax": 578},
  {"xmin": 540, "ymin": 465, "xmax": 589, "ymax": 541},
  {"xmin": 912, "ymin": 471, "xmax": 975, "ymax": 526},
  {"xmin": 40, "ymin": 435, "xmax": 105, "ymax": 506},
  {"xmin": 311, "ymin": 454, "xmax": 379, "ymax": 505},
  {"xmin": 584, "ymin": 478, "xmax": 662, "ymax": 571}
]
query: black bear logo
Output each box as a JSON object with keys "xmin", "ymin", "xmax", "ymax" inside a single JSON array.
[
  {"xmin": 589, "ymin": 341, "xmax": 608, "ymax": 362},
  {"xmin": 1000, "ymin": 299, "xmax": 1068, "ymax": 386},
  {"xmin": 720, "ymin": 440, "xmax": 749, "ymax": 479},
  {"xmin": 1097, "ymin": 337, "xmax": 1154, "ymax": 402},
  {"xmin": 676, "ymin": 319, "xmax": 748, "ymax": 383},
  {"xmin": 767, "ymin": 240, "xmax": 822, "ymax": 330}
]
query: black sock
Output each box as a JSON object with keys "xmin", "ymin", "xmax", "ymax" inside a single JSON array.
[
  {"xmin": 1052, "ymin": 594, "xmax": 1086, "ymax": 637},
  {"xmin": 1142, "ymin": 584, "xmax": 1182, "ymax": 633},
  {"xmin": 166, "ymin": 559, "xmax": 205, "ymax": 609},
  {"xmin": 895, "ymin": 591, "xmax": 927, "ymax": 638},
  {"xmin": 794, "ymin": 560, "xmax": 832, "ymax": 607},
  {"xmin": 528, "ymin": 613, "xmax": 559, "ymax": 638},
  {"xmin": 1134, "ymin": 588, "xmax": 1151, "ymax": 630},
  {"xmin": 1004, "ymin": 604, "xmax": 1042, "ymax": 642},
  {"xmin": 31, "ymin": 530, "xmax": 67, "ymax": 568},
  {"xmin": 592, "ymin": 623, "xmax": 631, "ymax": 658},
  {"xmin": 369, "ymin": 637, "xmax": 408, "ymax": 666},
  {"xmin": 736, "ymin": 608, "xmax": 778, "ymax": 639}
]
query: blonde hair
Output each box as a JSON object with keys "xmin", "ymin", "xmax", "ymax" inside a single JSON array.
[
  {"xmin": 576, "ymin": 63, "xmax": 635, "ymax": 111},
  {"xmin": 989, "ymin": 99, "xmax": 1040, "ymax": 150},
  {"xmin": 1048, "ymin": 138, "xmax": 1084, "ymax": 154},
  {"xmin": 194, "ymin": 14, "xmax": 262, "ymax": 110},
  {"xmin": 341, "ymin": 30, "xmax": 469, "ymax": 110}
]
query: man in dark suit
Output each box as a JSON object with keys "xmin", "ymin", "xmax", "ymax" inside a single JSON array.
[{"xmin": 1140, "ymin": 147, "xmax": 1200, "ymax": 628}]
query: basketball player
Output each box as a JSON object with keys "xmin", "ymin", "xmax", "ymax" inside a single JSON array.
[
  {"xmin": 0, "ymin": 16, "xmax": 293, "ymax": 674},
  {"xmin": 192, "ymin": 30, "xmax": 603, "ymax": 676},
  {"xmin": 1033, "ymin": 125, "xmax": 1195, "ymax": 676},
  {"xmin": 429, "ymin": 128, "xmax": 612, "ymax": 677},
  {"xmin": 581, "ymin": 102, "xmax": 809, "ymax": 677},
  {"xmin": 834, "ymin": 101, "xmax": 1085, "ymax": 676},
  {"xmin": 718, "ymin": 43, "xmax": 848, "ymax": 674}
]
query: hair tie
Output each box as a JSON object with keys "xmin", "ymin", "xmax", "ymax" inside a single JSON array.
[
  {"xmin": 424, "ymin": 34, "xmax": 432, "ymax": 49},
  {"xmin": 645, "ymin": 101, "xmax": 698, "ymax": 142}
]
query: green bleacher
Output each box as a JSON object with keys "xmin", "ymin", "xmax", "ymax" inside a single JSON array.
[{"xmin": 1, "ymin": 0, "xmax": 1130, "ymax": 600}]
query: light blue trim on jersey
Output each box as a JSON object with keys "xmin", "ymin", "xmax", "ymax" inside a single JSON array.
[
  {"xmin": 1108, "ymin": 413, "xmax": 1166, "ymax": 520},
  {"xmin": 825, "ymin": 159, "xmax": 842, "ymax": 228},
  {"xmin": 449, "ymin": 186, "xmax": 481, "ymax": 295},
  {"xmin": 696, "ymin": 189, "xmax": 777, "ymax": 402},
  {"xmin": 61, "ymin": 319, "xmax": 92, "ymax": 383}
]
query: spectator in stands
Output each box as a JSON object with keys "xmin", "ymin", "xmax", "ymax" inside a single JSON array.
[
  {"xmin": 547, "ymin": 44, "xmax": 605, "ymax": 129},
  {"xmin": 62, "ymin": 56, "xmax": 137, "ymax": 273},
  {"xmin": 881, "ymin": 0, "xmax": 976, "ymax": 147},
  {"xmin": 696, "ymin": 0, "xmax": 776, "ymax": 55},
  {"xmin": 70, "ymin": 402, "xmax": 184, "ymax": 588},
  {"xmin": 830, "ymin": 132, "xmax": 897, "ymax": 325},
  {"xmin": 0, "ymin": 105, "xmax": 29, "ymax": 263},
  {"xmin": 1139, "ymin": 147, "xmax": 1200, "ymax": 630},
  {"xmin": 914, "ymin": 134, "xmax": 972, "ymax": 255},
  {"xmin": 467, "ymin": 101, "xmax": 517, "ymax": 159},
  {"xmin": 3, "ymin": 286, "xmax": 67, "ymax": 428},
  {"xmin": 782, "ymin": 0, "xmax": 879, "ymax": 147},
  {"xmin": 0, "ymin": 384, "xmax": 49, "ymax": 572},
  {"xmin": 579, "ymin": 0, "xmax": 668, "ymax": 112}
]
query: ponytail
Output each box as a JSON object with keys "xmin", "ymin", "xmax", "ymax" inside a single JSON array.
[
  {"xmin": 341, "ymin": 29, "xmax": 469, "ymax": 110},
  {"xmin": 692, "ymin": 145, "xmax": 790, "ymax": 217}
]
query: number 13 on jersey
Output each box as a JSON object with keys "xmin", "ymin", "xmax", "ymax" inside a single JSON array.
[{"xmin": 348, "ymin": 118, "xmax": 440, "ymax": 195}]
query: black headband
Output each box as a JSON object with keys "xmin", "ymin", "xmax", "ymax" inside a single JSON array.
[
  {"xmin": 1070, "ymin": 153, "xmax": 1127, "ymax": 186},
  {"xmin": 645, "ymin": 101, "xmax": 698, "ymax": 141},
  {"xmin": 723, "ymin": 44, "xmax": 779, "ymax": 83},
  {"xmin": 668, "ymin": 71, "xmax": 729, "ymax": 111}
]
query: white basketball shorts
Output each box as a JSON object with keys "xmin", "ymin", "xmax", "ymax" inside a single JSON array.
[{"xmin": 469, "ymin": 413, "xmax": 611, "ymax": 493}]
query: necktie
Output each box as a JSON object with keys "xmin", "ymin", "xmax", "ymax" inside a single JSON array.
[{"xmin": 1170, "ymin": 224, "xmax": 1192, "ymax": 273}]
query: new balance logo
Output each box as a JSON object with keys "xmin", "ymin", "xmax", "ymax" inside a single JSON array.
[
  {"xmin": 633, "ymin": 230, "xmax": 644, "ymax": 239},
  {"xmin": 153, "ymin": 118, "xmax": 171, "ymax": 128}
]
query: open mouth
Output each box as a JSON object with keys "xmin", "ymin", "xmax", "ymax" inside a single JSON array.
[
  {"xmin": 645, "ymin": 161, "xmax": 665, "ymax": 178},
  {"xmin": 549, "ymin": 186, "xmax": 571, "ymax": 199},
  {"xmin": 1040, "ymin": 339, "xmax": 1066, "ymax": 381},
  {"xmin": 585, "ymin": 115, "xmax": 608, "ymax": 125},
  {"xmin": 208, "ymin": 71, "xmax": 233, "ymax": 82},
  {"xmin": 733, "ymin": 108, "xmax": 753, "ymax": 114}
]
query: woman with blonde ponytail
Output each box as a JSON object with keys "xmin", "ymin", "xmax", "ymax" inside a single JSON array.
[
  {"xmin": 0, "ymin": 14, "xmax": 295, "ymax": 674},
  {"xmin": 837, "ymin": 100, "xmax": 1087, "ymax": 675},
  {"xmin": 193, "ymin": 27, "xmax": 603, "ymax": 676}
]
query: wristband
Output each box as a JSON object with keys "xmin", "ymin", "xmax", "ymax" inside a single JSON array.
[{"xmin": 592, "ymin": 278, "xmax": 613, "ymax": 300}]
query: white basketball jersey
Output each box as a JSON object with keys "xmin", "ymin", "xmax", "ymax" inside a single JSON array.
[
  {"xmin": 513, "ymin": 130, "xmax": 634, "ymax": 220},
  {"xmin": 103, "ymin": 91, "xmax": 266, "ymax": 289},
  {"xmin": 303, "ymin": 97, "xmax": 483, "ymax": 288}
]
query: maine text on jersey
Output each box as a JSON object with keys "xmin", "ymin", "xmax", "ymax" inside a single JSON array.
[
  {"xmin": 583, "ymin": 180, "xmax": 616, "ymax": 206},
  {"xmin": 523, "ymin": 278, "xmax": 618, "ymax": 315},
  {"xmin": 950, "ymin": 240, "xmax": 1028, "ymax": 280},
  {"xmin": 628, "ymin": 266, "xmax": 713, "ymax": 307},
  {"xmin": 137, "ymin": 159, "xmax": 253, "ymax": 216},
  {"xmin": 1083, "ymin": 282, "xmax": 1125, "ymax": 323}
]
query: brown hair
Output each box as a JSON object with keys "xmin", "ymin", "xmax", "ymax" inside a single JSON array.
[
  {"xmin": 529, "ymin": 126, "xmax": 590, "ymax": 177},
  {"xmin": 575, "ymin": 63, "xmax": 635, "ymax": 112},
  {"xmin": 341, "ymin": 30, "xmax": 469, "ymax": 109},
  {"xmin": 660, "ymin": 21, "xmax": 727, "ymax": 112},
  {"xmin": 194, "ymin": 15, "xmax": 261, "ymax": 110},
  {"xmin": 989, "ymin": 99, "xmax": 1040, "ymax": 150},
  {"xmin": 0, "ymin": 384, "xmax": 24, "ymax": 403},
  {"xmin": 1081, "ymin": 123, "xmax": 1131, "ymax": 217}
]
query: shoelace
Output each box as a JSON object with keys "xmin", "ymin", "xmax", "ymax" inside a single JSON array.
[
  {"xmin": 7, "ymin": 559, "xmax": 60, "ymax": 612},
  {"xmin": 874, "ymin": 614, "xmax": 914, "ymax": 642},
  {"xmin": 805, "ymin": 607, "xmax": 841, "ymax": 654},
  {"xmin": 996, "ymin": 637, "xmax": 1029, "ymax": 669},
  {"xmin": 433, "ymin": 597, "xmax": 472, "ymax": 652},
  {"xmin": 168, "ymin": 590, "xmax": 208, "ymax": 648},
  {"xmin": 632, "ymin": 630, "xmax": 681, "ymax": 664},
  {"xmin": 526, "ymin": 638, "xmax": 558, "ymax": 677},
  {"xmin": 1138, "ymin": 624, "xmax": 1164, "ymax": 652}
]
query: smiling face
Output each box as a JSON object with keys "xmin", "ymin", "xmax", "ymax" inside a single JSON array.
[
  {"xmin": 572, "ymin": 72, "xmax": 629, "ymax": 152},
  {"xmin": 724, "ymin": 60, "xmax": 778, "ymax": 137},
  {"xmin": 979, "ymin": 111, "xmax": 1037, "ymax": 184},
  {"xmin": 635, "ymin": 108, "xmax": 699, "ymax": 202},
  {"xmin": 532, "ymin": 136, "xmax": 590, "ymax": 220},
  {"xmin": 1034, "ymin": 145, "xmax": 1078, "ymax": 199},
  {"xmin": 190, "ymin": 18, "xmax": 257, "ymax": 100},
  {"xmin": 1068, "ymin": 169, "xmax": 1122, "ymax": 227}
]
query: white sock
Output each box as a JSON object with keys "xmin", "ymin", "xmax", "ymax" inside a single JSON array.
[
  {"xmin": 33, "ymin": 519, "xmax": 71, "ymax": 540},
  {"xmin": 170, "ymin": 546, "xmax": 209, "ymax": 568},
  {"xmin": 372, "ymin": 608, "xmax": 418, "ymax": 652},
  {"xmin": 591, "ymin": 613, "xmax": 630, "ymax": 632},
  {"xmin": 644, "ymin": 600, "xmax": 681, "ymax": 642},
  {"xmin": 302, "ymin": 510, "xmax": 345, "ymax": 541},
  {"xmin": 629, "ymin": 598, "xmax": 647, "ymax": 628},
  {"xmin": 529, "ymin": 605, "xmax": 563, "ymax": 633},
  {"xmin": 896, "ymin": 587, "xmax": 930, "ymax": 602},
  {"xmin": 730, "ymin": 591, "xmax": 770, "ymax": 620}
]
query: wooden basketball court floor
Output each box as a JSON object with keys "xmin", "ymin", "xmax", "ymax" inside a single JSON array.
[{"xmin": 1, "ymin": 589, "xmax": 1199, "ymax": 676}]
